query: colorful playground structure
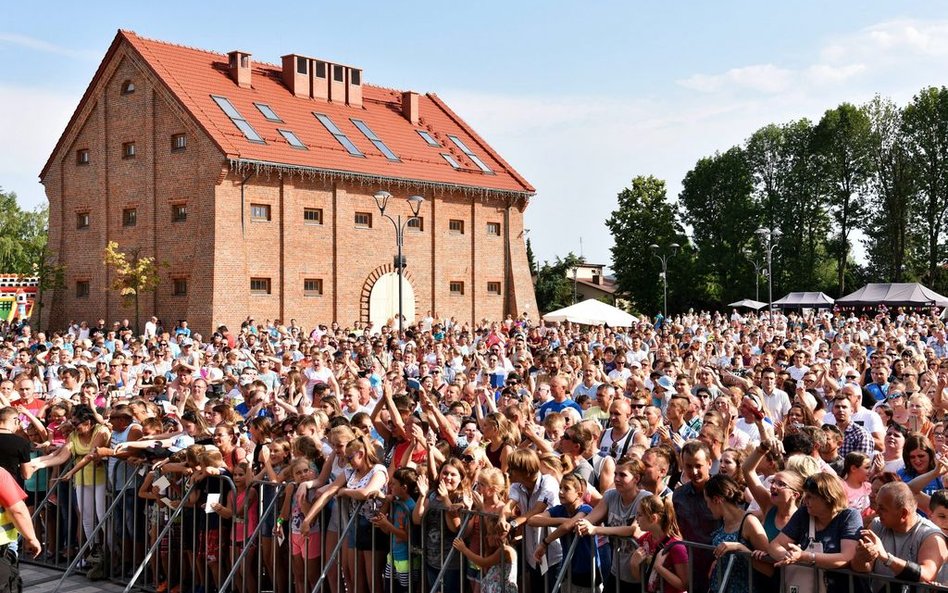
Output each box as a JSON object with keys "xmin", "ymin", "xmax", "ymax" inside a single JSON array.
[{"xmin": 0, "ymin": 275, "xmax": 38, "ymax": 322}]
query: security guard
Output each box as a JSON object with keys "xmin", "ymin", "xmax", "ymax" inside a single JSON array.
[{"xmin": 0, "ymin": 466, "xmax": 41, "ymax": 593}]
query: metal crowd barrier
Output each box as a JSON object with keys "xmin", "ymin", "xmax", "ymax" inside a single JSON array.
[{"xmin": 21, "ymin": 457, "xmax": 948, "ymax": 593}]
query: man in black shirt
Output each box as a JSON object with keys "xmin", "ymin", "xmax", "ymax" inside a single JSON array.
[{"xmin": 0, "ymin": 407, "xmax": 32, "ymax": 486}]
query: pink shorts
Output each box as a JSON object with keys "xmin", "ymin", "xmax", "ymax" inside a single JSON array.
[{"xmin": 291, "ymin": 532, "xmax": 321, "ymax": 560}]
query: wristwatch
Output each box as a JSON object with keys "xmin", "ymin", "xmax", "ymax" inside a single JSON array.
[{"xmin": 883, "ymin": 552, "xmax": 894, "ymax": 567}]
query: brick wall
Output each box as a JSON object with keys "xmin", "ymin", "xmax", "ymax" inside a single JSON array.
[{"xmin": 42, "ymin": 43, "xmax": 538, "ymax": 335}]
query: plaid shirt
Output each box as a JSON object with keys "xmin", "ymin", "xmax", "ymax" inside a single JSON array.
[{"xmin": 840, "ymin": 421, "xmax": 874, "ymax": 457}]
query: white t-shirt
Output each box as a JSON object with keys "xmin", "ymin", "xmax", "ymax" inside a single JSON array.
[{"xmin": 823, "ymin": 407, "xmax": 885, "ymax": 438}]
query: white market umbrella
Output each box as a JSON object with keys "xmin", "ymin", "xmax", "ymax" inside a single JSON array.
[{"xmin": 542, "ymin": 299, "xmax": 638, "ymax": 327}]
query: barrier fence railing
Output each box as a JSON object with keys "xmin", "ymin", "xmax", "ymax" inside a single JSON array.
[
  {"xmin": 123, "ymin": 478, "xmax": 200, "ymax": 593},
  {"xmin": 52, "ymin": 467, "xmax": 140, "ymax": 590},
  {"xmin": 21, "ymin": 464, "xmax": 948, "ymax": 593}
]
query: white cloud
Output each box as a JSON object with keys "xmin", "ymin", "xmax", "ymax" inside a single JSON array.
[
  {"xmin": 678, "ymin": 64, "xmax": 795, "ymax": 94},
  {"xmin": 450, "ymin": 18, "xmax": 948, "ymax": 269},
  {"xmin": 0, "ymin": 33, "xmax": 98, "ymax": 61}
]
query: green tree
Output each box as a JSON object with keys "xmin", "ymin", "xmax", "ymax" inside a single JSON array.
[
  {"xmin": 679, "ymin": 147, "xmax": 758, "ymax": 305},
  {"xmin": 0, "ymin": 189, "xmax": 48, "ymax": 274},
  {"xmin": 606, "ymin": 175, "xmax": 688, "ymax": 315},
  {"xmin": 863, "ymin": 95, "xmax": 919, "ymax": 282},
  {"xmin": 526, "ymin": 237, "xmax": 538, "ymax": 275},
  {"xmin": 104, "ymin": 241, "xmax": 162, "ymax": 335},
  {"xmin": 813, "ymin": 103, "xmax": 872, "ymax": 294},
  {"xmin": 744, "ymin": 120, "xmax": 832, "ymax": 294},
  {"xmin": 534, "ymin": 252, "xmax": 583, "ymax": 313},
  {"xmin": 902, "ymin": 86, "xmax": 948, "ymax": 290}
]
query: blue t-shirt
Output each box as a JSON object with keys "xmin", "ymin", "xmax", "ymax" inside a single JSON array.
[
  {"xmin": 390, "ymin": 498, "xmax": 418, "ymax": 562},
  {"xmin": 548, "ymin": 503, "xmax": 596, "ymax": 574},
  {"xmin": 781, "ymin": 506, "xmax": 861, "ymax": 590},
  {"xmin": 537, "ymin": 399, "xmax": 583, "ymax": 422}
]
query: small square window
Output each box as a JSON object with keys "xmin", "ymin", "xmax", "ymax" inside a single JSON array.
[
  {"xmin": 449, "ymin": 281, "xmax": 465, "ymax": 296},
  {"xmin": 314, "ymin": 61, "xmax": 327, "ymax": 79},
  {"xmin": 250, "ymin": 277, "xmax": 271, "ymax": 295},
  {"xmin": 354, "ymin": 212, "xmax": 372, "ymax": 228},
  {"xmin": 350, "ymin": 69, "xmax": 361, "ymax": 86},
  {"xmin": 76, "ymin": 212, "xmax": 90, "ymax": 229},
  {"xmin": 122, "ymin": 142, "xmax": 136, "ymax": 159},
  {"xmin": 303, "ymin": 208, "xmax": 323, "ymax": 225},
  {"xmin": 122, "ymin": 208, "xmax": 137, "ymax": 227},
  {"xmin": 172, "ymin": 204, "xmax": 187, "ymax": 222},
  {"xmin": 76, "ymin": 149, "xmax": 90, "ymax": 165},
  {"xmin": 449, "ymin": 219, "xmax": 464, "ymax": 234},
  {"xmin": 407, "ymin": 217, "xmax": 424, "ymax": 232},
  {"xmin": 76, "ymin": 280, "xmax": 90, "ymax": 299},
  {"xmin": 487, "ymin": 222, "xmax": 501, "ymax": 236},
  {"xmin": 487, "ymin": 281, "xmax": 502, "ymax": 295},
  {"xmin": 171, "ymin": 134, "xmax": 187, "ymax": 152},
  {"xmin": 304, "ymin": 278, "xmax": 323, "ymax": 296},
  {"xmin": 333, "ymin": 65, "xmax": 344, "ymax": 82},
  {"xmin": 172, "ymin": 278, "xmax": 188, "ymax": 296},
  {"xmin": 121, "ymin": 80, "xmax": 135, "ymax": 95},
  {"xmin": 297, "ymin": 56, "xmax": 308, "ymax": 75},
  {"xmin": 251, "ymin": 204, "xmax": 271, "ymax": 222}
]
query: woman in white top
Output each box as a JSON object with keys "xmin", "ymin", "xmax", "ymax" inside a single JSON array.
[{"xmin": 303, "ymin": 434, "xmax": 387, "ymax": 593}]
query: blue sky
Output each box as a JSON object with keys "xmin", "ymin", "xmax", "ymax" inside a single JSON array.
[{"xmin": 4, "ymin": 2, "xmax": 948, "ymax": 269}]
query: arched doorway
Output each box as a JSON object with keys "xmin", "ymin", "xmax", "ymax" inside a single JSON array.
[{"xmin": 368, "ymin": 272, "xmax": 415, "ymax": 329}]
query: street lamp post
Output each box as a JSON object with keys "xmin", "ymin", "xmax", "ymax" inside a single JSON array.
[
  {"xmin": 649, "ymin": 243, "xmax": 680, "ymax": 320},
  {"xmin": 755, "ymin": 227, "xmax": 783, "ymax": 324},
  {"xmin": 373, "ymin": 191, "xmax": 424, "ymax": 335},
  {"xmin": 744, "ymin": 251, "xmax": 767, "ymax": 302}
]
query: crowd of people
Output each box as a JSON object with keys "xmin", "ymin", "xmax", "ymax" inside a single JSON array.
[{"xmin": 3, "ymin": 308, "xmax": 948, "ymax": 593}]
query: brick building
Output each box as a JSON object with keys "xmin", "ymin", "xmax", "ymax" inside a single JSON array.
[{"xmin": 40, "ymin": 31, "xmax": 537, "ymax": 334}]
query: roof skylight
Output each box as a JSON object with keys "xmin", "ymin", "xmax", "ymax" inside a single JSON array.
[
  {"xmin": 314, "ymin": 113, "xmax": 363, "ymax": 157},
  {"xmin": 255, "ymin": 103, "xmax": 283, "ymax": 122},
  {"xmin": 417, "ymin": 130, "xmax": 439, "ymax": 147},
  {"xmin": 447, "ymin": 135, "xmax": 492, "ymax": 173},
  {"xmin": 211, "ymin": 95, "xmax": 264, "ymax": 143},
  {"xmin": 278, "ymin": 129, "xmax": 307, "ymax": 149},
  {"xmin": 351, "ymin": 119, "xmax": 399, "ymax": 161},
  {"xmin": 441, "ymin": 153, "xmax": 461, "ymax": 169}
]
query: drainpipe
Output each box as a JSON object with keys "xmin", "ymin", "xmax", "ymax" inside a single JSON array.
[{"xmin": 503, "ymin": 198, "xmax": 512, "ymax": 318}]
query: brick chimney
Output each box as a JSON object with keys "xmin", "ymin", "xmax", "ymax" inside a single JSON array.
[
  {"xmin": 228, "ymin": 50, "xmax": 252, "ymax": 88},
  {"xmin": 402, "ymin": 91, "xmax": 419, "ymax": 124},
  {"xmin": 346, "ymin": 67, "xmax": 363, "ymax": 108},
  {"xmin": 281, "ymin": 54, "xmax": 310, "ymax": 98},
  {"xmin": 328, "ymin": 64, "xmax": 346, "ymax": 103},
  {"xmin": 311, "ymin": 60, "xmax": 329, "ymax": 101}
]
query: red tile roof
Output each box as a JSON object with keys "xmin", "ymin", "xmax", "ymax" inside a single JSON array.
[{"xmin": 41, "ymin": 31, "xmax": 535, "ymax": 197}]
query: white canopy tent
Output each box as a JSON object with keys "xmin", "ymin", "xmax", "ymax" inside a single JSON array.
[
  {"xmin": 542, "ymin": 299, "xmax": 638, "ymax": 327},
  {"xmin": 727, "ymin": 299, "xmax": 768, "ymax": 310}
]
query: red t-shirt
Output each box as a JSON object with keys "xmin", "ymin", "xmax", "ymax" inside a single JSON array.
[
  {"xmin": 636, "ymin": 532, "xmax": 689, "ymax": 593},
  {"xmin": 0, "ymin": 466, "xmax": 27, "ymax": 508},
  {"xmin": 392, "ymin": 438, "xmax": 426, "ymax": 467}
]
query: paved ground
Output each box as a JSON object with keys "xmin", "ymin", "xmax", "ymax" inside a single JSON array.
[{"xmin": 21, "ymin": 562, "xmax": 129, "ymax": 593}]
